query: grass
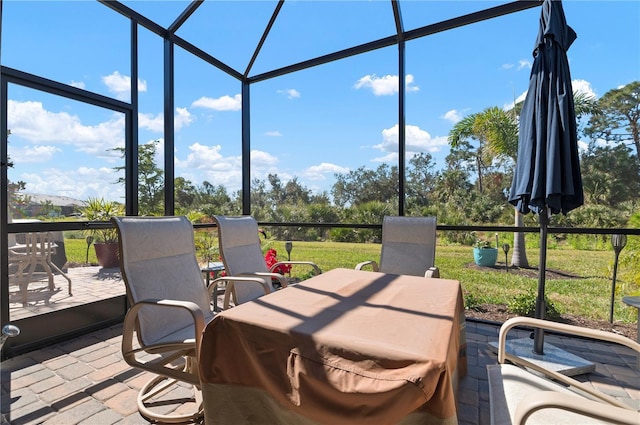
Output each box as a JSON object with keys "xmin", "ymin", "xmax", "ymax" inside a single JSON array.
[
  {"xmin": 252, "ymin": 240, "xmax": 638, "ymax": 324},
  {"xmin": 63, "ymin": 237, "xmax": 638, "ymax": 324}
]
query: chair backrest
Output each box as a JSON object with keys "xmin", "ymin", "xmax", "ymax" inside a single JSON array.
[
  {"xmin": 25, "ymin": 232, "xmax": 55, "ymax": 256},
  {"xmin": 113, "ymin": 216, "xmax": 212, "ymax": 346},
  {"xmin": 378, "ymin": 216, "xmax": 437, "ymax": 277},
  {"xmin": 213, "ymin": 215, "xmax": 271, "ymax": 304}
]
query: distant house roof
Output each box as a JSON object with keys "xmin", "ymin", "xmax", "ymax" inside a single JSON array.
[{"xmin": 25, "ymin": 193, "xmax": 84, "ymax": 207}]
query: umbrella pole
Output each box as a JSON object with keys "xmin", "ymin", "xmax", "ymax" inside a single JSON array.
[{"xmin": 534, "ymin": 209, "xmax": 548, "ymax": 354}]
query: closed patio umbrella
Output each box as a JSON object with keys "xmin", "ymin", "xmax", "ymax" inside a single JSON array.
[{"xmin": 508, "ymin": 0, "xmax": 583, "ymax": 355}]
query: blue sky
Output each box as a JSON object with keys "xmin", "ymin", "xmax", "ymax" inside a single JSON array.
[{"xmin": 2, "ymin": 1, "xmax": 639, "ymax": 204}]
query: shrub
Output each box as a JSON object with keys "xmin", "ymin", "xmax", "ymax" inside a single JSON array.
[{"xmin": 507, "ymin": 291, "xmax": 560, "ymax": 319}]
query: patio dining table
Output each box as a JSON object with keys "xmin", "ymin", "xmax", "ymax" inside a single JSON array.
[{"xmin": 198, "ymin": 268, "xmax": 467, "ymax": 425}]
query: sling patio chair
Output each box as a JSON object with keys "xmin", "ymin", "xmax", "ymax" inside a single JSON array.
[
  {"xmin": 356, "ymin": 215, "xmax": 440, "ymax": 278},
  {"xmin": 213, "ymin": 215, "xmax": 321, "ymax": 308},
  {"xmin": 113, "ymin": 215, "xmax": 268, "ymax": 423},
  {"xmin": 487, "ymin": 317, "xmax": 640, "ymax": 425}
]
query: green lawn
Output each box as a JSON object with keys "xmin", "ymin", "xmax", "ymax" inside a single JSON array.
[{"xmin": 64, "ymin": 238, "xmax": 638, "ymax": 324}]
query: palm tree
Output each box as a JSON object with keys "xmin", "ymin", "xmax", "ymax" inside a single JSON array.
[
  {"xmin": 448, "ymin": 106, "xmax": 529, "ymax": 267},
  {"xmin": 448, "ymin": 93, "xmax": 600, "ymax": 268}
]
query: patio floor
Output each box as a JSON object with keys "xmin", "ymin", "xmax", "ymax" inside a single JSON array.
[{"xmin": 1, "ymin": 268, "xmax": 639, "ymax": 424}]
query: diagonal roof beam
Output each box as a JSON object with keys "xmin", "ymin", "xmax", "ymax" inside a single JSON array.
[
  {"xmin": 392, "ymin": 0, "xmax": 404, "ymax": 41},
  {"xmin": 99, "ymin": 0, "xmax": 242, "ymax": 81},
  {"xmin": 98, "ymin": 0, "xmax": 169, "ymax": 38},
  {"xmin": 249, "ymin": 0, "xmax": 542, "ymax": 83},
  {"xmin": 168, "ymin": 0, "xmax": 204, "ymax": 34},
  {"xmin": 244, "ymin": 0, "xmax": 284, "ymax": 78},
  {"xmin": 403, "ymin": 0, "xmax": 543, "ymax": 42},
  {"xmin": 172, "ymin": 34, "xmax": 243, "ymax": 80}
]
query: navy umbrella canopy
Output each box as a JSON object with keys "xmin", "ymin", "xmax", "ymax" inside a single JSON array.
[{"xmin": 508, "ymin": 0, "xmax": 583, "ymax": 354}]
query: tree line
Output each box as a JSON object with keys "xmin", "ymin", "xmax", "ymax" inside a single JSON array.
[{"xmin": 118, "ymin": 83, "xmax": 639, "ymax": 251}]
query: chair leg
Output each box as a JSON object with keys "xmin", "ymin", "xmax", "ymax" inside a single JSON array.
[
  {"xmin": 47, "ymin": 260, "xmax": 72, "ymax": 295},
  {"xmin": 135, "ymin": 357, "xmax": 203, "ymax": 423}
]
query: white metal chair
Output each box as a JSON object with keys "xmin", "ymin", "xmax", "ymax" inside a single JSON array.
[
  {"xmin": 487, "ymin": 317, "xmax": 640, "ymax": 425},
  {"xmin": 213, "ymin": 215, "xmax": 321, "ymax": 308},
  {"xmin": 356, "ymin": 216, "xmax": 440, "ymax": 278}
]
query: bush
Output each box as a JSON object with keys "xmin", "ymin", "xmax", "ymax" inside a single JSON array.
[{"xmin": 507, "ymin": 291, "xmax": 560, "ymax": 319}]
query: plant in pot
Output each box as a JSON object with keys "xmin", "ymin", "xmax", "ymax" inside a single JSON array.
[
  {"xmin": 80, "ymin": 197, "xmax": 124, "ymax": 268},
  {"xmin": 473, "ymin": 238, "xmax": 498, "ymax": 267}
]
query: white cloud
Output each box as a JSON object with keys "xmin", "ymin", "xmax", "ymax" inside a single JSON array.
[
  {"xmin": 250, "ymin": 149, "xmax": 279, "ymax": 166},
  {"xmin": 303, "ymin": 163, "xmax": 349, "ymax": 181},
  {"xmin": 504, "ymin": 90, "xmax": 528, "ymax": 110},
  {"xmin": 175, "ymin": 143, "xmax": 241, "ymax": 189},
  {"xmin": 265, "ymin": 131, "xmax": 282, "ymax": 137},
  {"xmin": 372, "ymin": 124, "xmax": 449, "ymax": 162},
  {"xmin": 517, "ymin": 59, "xmax": 531, "ymax": 70},
  {"xmin": 505, "ymin": 78, "xmax": 596, "ymax": 110},
  {"xmin": 138, "ymin": 108, "xmax": 194, "ymax": 133},
  {"xmin": 175, "ymin": 145, "xmax": 281, "ymax": 192},
  {"xmin": 501, "ymin": 60, "xmax": 530, "ymax": 71},
  {"xmin": 70, "ymin": 81, "xmax": 85, "ymax": 89},
  {"xmin": 577, "ymin": 139, "xmax": 589, "ymax": 152},
  {"xmin": 19, "ymin": 166, "xmax": 123, "ymax": 202},
  {"xmin": 572, "ymin": 79, "xmax": 597, "ymax": 98},
  {"xmin": 354, "ymin": 74, "xmax": 419, "ymax": 96},
  {"xmin": 442, "ymin": 109, "xmax": 463, "ymax": 124},
  {"xmin": 8, "ymin": 145, "xmax": 61, "ymax": 163},
  {"xmin": 277, "ymin": 89, "xmax": 300, "ymax": 99},
  {"xmin": 179, "ymin": 143, "xmax": 225, "ymax": 169},
  {"xmin": 175, "ymin": 107, "xmax": 194, "ymax": 130},
  {"xmin": 138, "ymin": 112, "xmax": 164, "ymax": 133},
  {"xmin": 593, "ymin": 137, "xmax": 618, "ymax": 148},
  {"xmin": 191, "ymin": 94, "xmax": 242, "ymax": 111},
  {"xmin": 102, "ymin": 71, "xmax": 147, "ymax": 101},
  {"xmin": 7, "ymin": 99, "xmax": 124, "ymax": 157}
]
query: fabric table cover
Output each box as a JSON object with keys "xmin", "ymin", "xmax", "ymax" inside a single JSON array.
[{"xmin": 199, "ymin": 268, "xmax": 466, "ymax": 424}]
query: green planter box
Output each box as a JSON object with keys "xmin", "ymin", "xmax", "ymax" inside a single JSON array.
[{"xmin": 473, "ymin": 247, "xmax": 498, "ymax": 267}]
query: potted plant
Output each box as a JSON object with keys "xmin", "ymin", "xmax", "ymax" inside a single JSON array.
[
  {"xmin": 473, "ymin": 239, "xmax": 498, "ymax": 267},
  {"xmin": 80, "ymin": 197, "xmax": 124, "ymax": 268}
]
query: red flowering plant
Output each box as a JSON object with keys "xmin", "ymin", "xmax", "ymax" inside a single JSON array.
[{"xmin": 264, "ymin": 248, "xmax": 292, "ymax": 275}]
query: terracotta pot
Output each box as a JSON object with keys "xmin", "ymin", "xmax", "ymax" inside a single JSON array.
[{"xmin": 94, "ymin": 243, "xmax": 120, "ymax": 268}]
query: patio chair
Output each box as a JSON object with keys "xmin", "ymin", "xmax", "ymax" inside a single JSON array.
[
  {"xmin": 356, "ymin": 216, "xmax": 440, "ymax": 278},
  {"xmin": 212, "ymin": 215, "xmax": 321, "ymax": 308},
  {"xmin": 487, "ymin": 317, "xmax": 640, "ymax": 425},
  {"xmin": 113, "ymin": 215, "xmax": 268, "ymax": 423}
]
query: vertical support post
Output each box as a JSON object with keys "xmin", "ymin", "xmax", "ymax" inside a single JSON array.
[
  {"xmin": 127, "ymin": 19, "xmax": 139, "ymax": 216},
  {"xmin": 163, "ymin": 36, "xmax": 175, "ymax": 216},
  {"xmin": 397, "ymin": 39, "xmax": 406, "ymax": 217},
  {"xmin": 533, "ymin": 209, "xmax": 548, "ymax": 355},
  {"xmin": 241, "ymin": 81, "xmax": 251, "ymax": 215}
]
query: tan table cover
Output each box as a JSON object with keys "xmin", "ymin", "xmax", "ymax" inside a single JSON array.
[{"xmin": 199, "ymin": 268, "xmax": 466, "ymax": 424}]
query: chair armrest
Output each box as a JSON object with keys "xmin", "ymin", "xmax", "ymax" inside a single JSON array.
[
  {"xmin": 355, "ymin": 260, "xmax": 379, "ymax": 272},
  {"xmin": 123, "ymin": 299, "xmax": 207, "ymax": 353},
  {"xmin": 497, "ymin": 316, "xmax": 640, "ymax": 410},
  {"xmin": 497, "ymin": 317, "xmax": 640, "ymax": 364},
  {"xmin": 211, "ymin": 275, "xmax": 271, "ymax": 309},
  {"xmin": 270, "ymin": 261, "xmax": 322, "ymax": 276},
  {"xmin": 122, "ymin": 299, "xmax": 207, "ymax": 387},
  {"xmin": 425, "ymin": 266, "xmax": 440, "ymax": 278},
  {"xmin": 514, "ymin": 391, "xmax": 640, "ymax": 425},
  {"xmin": 235, "ymin": 271, "xmax": 288, "ymax": 288}
]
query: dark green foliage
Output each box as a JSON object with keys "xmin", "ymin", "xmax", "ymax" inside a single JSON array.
[{"xmin": 507, "ymin": 291, "xmax": 560, "ymax": 319}]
